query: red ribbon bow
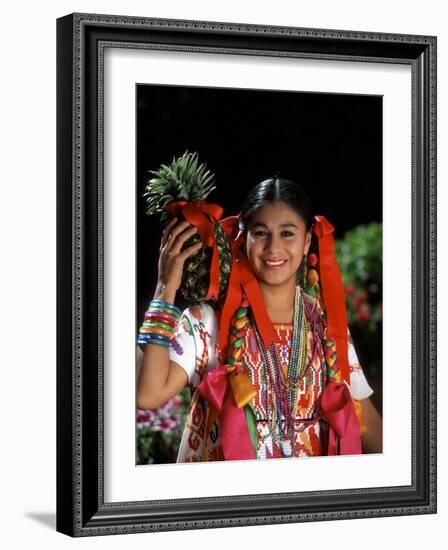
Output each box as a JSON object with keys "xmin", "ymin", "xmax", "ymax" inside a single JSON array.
[
  {"xmin": 198, "ymin": 364, "xmax": 255, "ymax": 461},
  {"xmin": 320, "ymin": 380, "xmax": 362, "ymax": 455},
  {"xmin": 165, "ymin": 200, "xmax": 224, "ymax": 300}
]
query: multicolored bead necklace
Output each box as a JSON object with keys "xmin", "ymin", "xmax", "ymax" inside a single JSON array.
[{"xmin": 250, "ymin": 287, "xmax": 311, "ymax": 456}]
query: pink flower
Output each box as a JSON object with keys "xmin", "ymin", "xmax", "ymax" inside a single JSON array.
[
  {"xmin": 152, "ymin": 417, "xmax": 178, "ymax": 432},
  {"xmin": 353, "ymin": 290, "xmax": 367, "ymax": 307},
  {"xmin": 171, "ymin": 395, "xmax": 183, "ymax": 408},
  {"xmin": 356, "ymin": 304, "xmax": 371, "ymax": 324},
  {"xmin": 136, "ymin": 395, "xmax": 183, "ymax": 432},
  {"xmin": 136, "ymin": 408, "xmax": 156, "ymax": 427},
  {"xmin": 345, "ymin": 283, "xmax": 355, "ymax": 296}
]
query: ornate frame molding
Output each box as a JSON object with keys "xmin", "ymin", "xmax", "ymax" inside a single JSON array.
[{"xmin": 57, "ymin": 12, "xmax": 437, "ymax": 536}]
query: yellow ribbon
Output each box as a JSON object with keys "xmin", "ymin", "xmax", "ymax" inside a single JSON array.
[{"xmin": 228, "ymin": 365, "xmax": 257, "ymax": 408}]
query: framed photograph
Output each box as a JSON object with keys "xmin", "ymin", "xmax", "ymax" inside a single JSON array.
[{"xmin": 56, "ymin": 13, "xmax": 437, "ymax": 536}]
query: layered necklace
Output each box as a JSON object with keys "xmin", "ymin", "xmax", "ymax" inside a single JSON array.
[{"xmin": 250, "ymin": 286, "xmax": 312, "ymax": 456}]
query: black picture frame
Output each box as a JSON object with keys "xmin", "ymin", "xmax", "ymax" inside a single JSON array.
[{"xmin": 56, "ymin": 13, "xmax": 437, "ymax": 537}]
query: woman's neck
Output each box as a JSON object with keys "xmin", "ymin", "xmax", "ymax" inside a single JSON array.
[{"xmin": 259, "ymin": 281, "xmax": 297, "ymax": 324}]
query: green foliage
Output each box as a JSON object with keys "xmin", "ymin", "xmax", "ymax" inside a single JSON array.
[
  {"xmin": 335, "ymin": 222, "xmax": 382, "ymax": 288},
  {"xmin": 335, "ymin": 222, "xmax": 383, "ymax": 377}
]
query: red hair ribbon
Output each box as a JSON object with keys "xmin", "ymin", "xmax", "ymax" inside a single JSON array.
[
  {"xmin": 218, "ymin": 216, "xmax": 278, "ymax": 356},
  {"xmin": 165, "ymin": 200, "xmax": 223, "ymax": 301},
  {"xmin": 313, "ymin": 215, "xmax": 350, "ymax": 385}
]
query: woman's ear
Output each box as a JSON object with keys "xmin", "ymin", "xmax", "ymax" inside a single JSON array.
[{"xmin": 304, "ymin": 230, "xmax": 312, "ymax": 255}]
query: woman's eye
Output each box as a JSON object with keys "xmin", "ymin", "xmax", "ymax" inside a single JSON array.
[{"xmin": 252, "ymin": 230, "xmax": 295, "ymax": 237}]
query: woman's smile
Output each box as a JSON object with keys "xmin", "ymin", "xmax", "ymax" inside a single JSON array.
[{"xmin": 262, "ymin": 258, "xmax": 288, "ymax": 269}]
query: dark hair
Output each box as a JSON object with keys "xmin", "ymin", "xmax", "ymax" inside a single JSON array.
[{"xmin": 239, "ymin": 176, "xmax": 313, "ymax": 233}]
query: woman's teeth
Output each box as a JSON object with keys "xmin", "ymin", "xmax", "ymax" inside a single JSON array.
[{"xmin": 264, "ymin": 259, "xmax": 287, "ymax": 267}]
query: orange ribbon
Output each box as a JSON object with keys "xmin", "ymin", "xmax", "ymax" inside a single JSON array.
[
  {"xmin": 165, "ymin": 200, "xmax": 223, "ymax": 300},
  {"xmin": 313, "ymin": 215, "xmax": 350, "ymax": 385}
]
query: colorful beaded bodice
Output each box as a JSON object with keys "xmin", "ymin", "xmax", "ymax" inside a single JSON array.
[{"xmin": 240, "ymin": 293, "xmax": 328, "ymax": 458}]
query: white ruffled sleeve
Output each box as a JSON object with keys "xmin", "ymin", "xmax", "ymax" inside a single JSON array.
[{"xmin": 346, "ymin": 329, "xmax": 374, "ymax": 400}]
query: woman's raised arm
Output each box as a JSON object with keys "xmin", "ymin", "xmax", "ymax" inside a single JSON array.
[{"xmin": 136, "ymin": 217, "xmax": 202, "ymax": 410}]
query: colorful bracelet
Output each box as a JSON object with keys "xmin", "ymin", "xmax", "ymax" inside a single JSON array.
[
  {"xmin": 149, "ymin": 300, "xmax": 182, "ymax": 316},
  {"xmin": 142, "ymin": 320, "xmax": 174, "ymax": 332},
  {"xmin": 140, "ymin": 325, "xmax": 173, "ymax": 338},
  {"xmin": 144, "ymin": 310, "xmax": 177, "ymax": 326},
  {"xmin": 138, "ymin": 299, "xmax": 181, "ymax": 348},
  {"xmin": 138, "ymin": 333, "xmax": 170, "ymax": 348}
]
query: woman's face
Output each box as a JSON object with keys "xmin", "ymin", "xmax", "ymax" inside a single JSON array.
[{"xmin": 245, "ymin": 201, "xmax": 312, "ymax": 289}]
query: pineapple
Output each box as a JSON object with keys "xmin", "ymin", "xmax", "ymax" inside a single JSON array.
[{"xmin": 144, "ymin": 151, "xmax": 232, "ymax": 304}]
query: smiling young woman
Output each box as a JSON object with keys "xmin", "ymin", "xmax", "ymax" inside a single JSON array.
[
  {"xmin": 137, "ymin": 176, "xmax": 382, "ymax": 461},
  {"xmin": 244, "ymin": 201, "xmax": 312, "ymax": 323}
]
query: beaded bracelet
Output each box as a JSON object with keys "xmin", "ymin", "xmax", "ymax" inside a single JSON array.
[{"xmin": 138, "ymin": 299, "xmax": 181, "ymax": 348}]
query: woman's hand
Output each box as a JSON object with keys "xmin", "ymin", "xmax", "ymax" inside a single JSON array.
[{"xmin": 154, "ymin": 217, "xmax": 203, "ymax": 303}]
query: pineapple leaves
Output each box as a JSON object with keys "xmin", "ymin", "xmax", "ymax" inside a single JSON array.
[{"xmin": 144, "ymin": 151, "xmax": 216, "ymax": 219}]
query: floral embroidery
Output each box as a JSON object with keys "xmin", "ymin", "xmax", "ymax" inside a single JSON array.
[{"xmin": 181, "ymin": 316, "xmax": 193, "ymax": 335}]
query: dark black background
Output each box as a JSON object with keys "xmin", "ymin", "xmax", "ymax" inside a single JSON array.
[{"xmin": 136, "ymin": 84, "xmax": 382, "ymax": 322}]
